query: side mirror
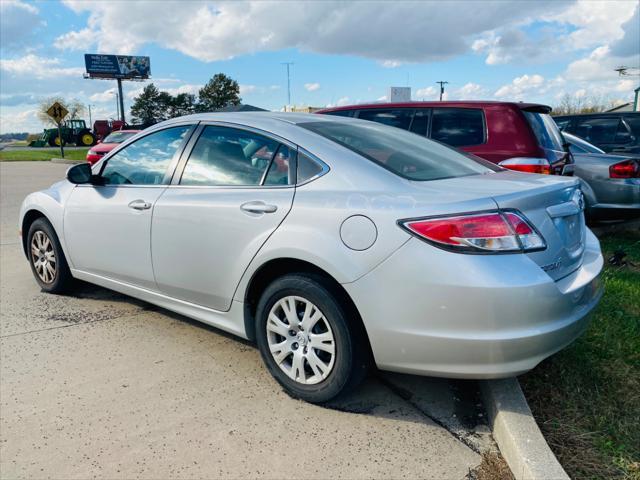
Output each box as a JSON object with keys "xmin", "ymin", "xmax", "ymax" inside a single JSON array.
[{"xmin": 66, "ymin": 163, "xmax": 93, "ymax": 184}]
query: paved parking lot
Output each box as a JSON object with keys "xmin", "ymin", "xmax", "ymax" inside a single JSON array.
[{"xmin": 0, "ymin": 162, "xmax": 491, "ymax": 479}]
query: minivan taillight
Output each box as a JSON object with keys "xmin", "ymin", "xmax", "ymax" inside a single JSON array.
[
  {"xmin": 498, "ymin": 157, "xmax": 551, "ymax": 174},
  {"xmin": 399, "ymin": 211, "xmax": 546, "ymax": 253},
  {"xmin": 609, "ymin": 159, "xmax": 639, "ymax": 179}
]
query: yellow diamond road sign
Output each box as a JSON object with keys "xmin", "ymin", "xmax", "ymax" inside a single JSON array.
[{"xmin": 46, "ymin": 102, "xmax": 68, "ymax": 124}]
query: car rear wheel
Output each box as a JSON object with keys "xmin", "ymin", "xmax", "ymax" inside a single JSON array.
[
  {"xmin": 255, "ymin": 273, "xmax": 367, "ymax": 403},
  {"xmin": 27, "ymin": 218, "xmax": 74, "ymax": 294}
]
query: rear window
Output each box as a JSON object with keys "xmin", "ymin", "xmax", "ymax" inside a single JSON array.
[
  {"xmin": 300, "ymin": 120, "xmax": 494, "ymax": 181},
  {"xmin": 430, "ymin": 108, "xmax": 485, "ymax": 147},
  {"xmin": 524, "ymin": 111, "xmax": 564, "ymax": 151}
]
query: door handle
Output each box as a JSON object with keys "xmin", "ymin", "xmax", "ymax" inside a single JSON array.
[
  {"xmin": 240, "ymin": 201, "xmax": 278, "ymax": 214},
  {"xmin": 128, "ymin": 199, "xmax": 152, "ymax": 211}
]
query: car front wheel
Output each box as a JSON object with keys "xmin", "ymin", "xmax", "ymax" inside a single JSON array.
[
  {"xmin": 27, "ymin": 218, "xmax": 74, "ymax": 293},
  {"xmin": 256, "ymin": 274, "xmax": 367, "ymax": 403}
]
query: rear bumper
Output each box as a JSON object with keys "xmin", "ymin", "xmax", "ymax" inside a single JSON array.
[{"xmin": 344, "ymin": 229, "xmax": 603, "ymax": 378}]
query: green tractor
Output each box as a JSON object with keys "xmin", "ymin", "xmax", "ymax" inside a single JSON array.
[{"xmin": 29, "ymin": 119, "xmax": 96, "ymax": 147}]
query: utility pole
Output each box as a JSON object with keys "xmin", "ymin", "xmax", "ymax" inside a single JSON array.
[
  {"xmin": 436, "ymin": 81, "xmax": 449, "ymax": 101},
  {"xmin": 88, "ymin": 104, "xmax": 93, "ymax": 127},
  {"xmin": 282, "ymin": 62, "xmax": 294, "ymax": 108}
]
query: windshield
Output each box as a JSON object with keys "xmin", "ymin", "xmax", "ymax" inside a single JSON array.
[
  {"xmin": 524, "ymin": 112, "xmax": 565, "ymax": 151},
  {"xmin": 103, "ymin": 131, "xmax": 137, "ymax": 144},
  {"xmin": 300, "ymin": 120, "xmax": 494, "ymax": 181}
]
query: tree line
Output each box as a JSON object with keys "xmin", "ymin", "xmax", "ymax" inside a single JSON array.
[{"xmin": 130, "ymin": 73, "xmax": 242, "ymax": 126}]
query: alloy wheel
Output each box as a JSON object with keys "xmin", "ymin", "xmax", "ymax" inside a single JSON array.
[
  {"xmin": 30, "ymin": 230, "xmax": 56, "ymax": 284},
  {"xmin": 266, "ymin": 295, "xmax": 336, "ymax": 385}
]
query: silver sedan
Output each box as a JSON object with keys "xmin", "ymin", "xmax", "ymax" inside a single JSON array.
[
  {"xmin": 19, "ymin": 113, "xmax": 603, "ymax": 403},
  {"xmin": 564, "ymin": 132, "xmax": 640, "ymax": 220}
]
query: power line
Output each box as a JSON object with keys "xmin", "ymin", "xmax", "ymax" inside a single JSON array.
[
  {"xmin": 282, "ymin": 62, "xmax": 294, "ymax": 106},
  {"xmin": 436, "ymin": 81, "xmax": 449, "ymax": 101}
]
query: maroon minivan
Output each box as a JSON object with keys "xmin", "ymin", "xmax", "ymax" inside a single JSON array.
[{"xmin": 317, "ymin": 101, "xmax": 572, "ymax": 175}]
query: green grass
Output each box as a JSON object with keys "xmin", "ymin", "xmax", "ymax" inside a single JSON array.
[
  {"xmin": 521, "ymin": 230, "xmax": 640, "ymax": 479},
  {"xmin": 0, "ymin": 148, "xmax": 89, "ymax": 162}
]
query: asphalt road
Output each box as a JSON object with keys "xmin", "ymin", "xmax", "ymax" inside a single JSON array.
[{"xmin": 0, "ymin": 162, "xmax": 491, "ymax": 479}]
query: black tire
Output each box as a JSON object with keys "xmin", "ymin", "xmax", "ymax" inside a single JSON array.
[
  {"xmin": 255, "ymin": 273, "xmax": 368, "ymax": 403},
  {"xmin": 27, "ymin": 218, "xmax": 74, "ymax": 294}
]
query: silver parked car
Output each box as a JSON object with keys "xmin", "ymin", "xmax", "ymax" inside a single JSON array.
[
  {"xmin": 19, "ymin": 113, "xmax": 603, "ymax": 403},
  {"xmin": 564, "ymin": 132, "xmax": 640, "ymax": 220}
]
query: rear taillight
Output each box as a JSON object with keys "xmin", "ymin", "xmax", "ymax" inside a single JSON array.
[
  {"xmin": 498, "ymin": 157, "xmax": 551, "ymax": 174},
  {"xmin": 609, "ymin": 159, "xmax": 639, "ymax": 179},
  {"xmin": 399, "ymin": 211, "xmax": 545, "ymax": 253}
]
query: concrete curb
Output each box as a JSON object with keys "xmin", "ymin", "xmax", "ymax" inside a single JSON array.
[
  {"xmin": 480, "ymin": 378, "xmax": 569, "ymax": 480},
  {"xmin": 51, "ymin": 158, "xmax": 83, "ymax": 164}
]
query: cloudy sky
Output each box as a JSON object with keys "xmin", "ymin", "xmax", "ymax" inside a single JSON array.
[{"xmin": 1, "ymin": 0, "xmax": 638, "ymax": 133}]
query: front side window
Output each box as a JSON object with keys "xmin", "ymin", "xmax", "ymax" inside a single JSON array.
[
  {"xmin": 430, "ymin": 108, "xmax": 485, "ymax": 147},
  {"xmin": 300, "ymin": 120, "xmax": 493, "ymax": 181},
  {"xmin": 180, "ymin": 126, "xmax": 287, "ymax": 186},
  {"xmin": 100, "ymin": 126, "xmax": 191, "ymax": 185},
  {"xmin": 357, "ymin": 108, "xmax": 414, "ymax": 130}
]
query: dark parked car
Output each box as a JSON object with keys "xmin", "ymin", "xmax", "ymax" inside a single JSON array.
[
  {"xmin": 317, "ymin": 101, "xmax": 572, "ymax": 175},
  {"xmin": 563, "ymin": 132, "xmax": 639, "ymax": 220},
  {"xmin": 554, "ymin": 112, "xmax": 640, "ymax": 155}
]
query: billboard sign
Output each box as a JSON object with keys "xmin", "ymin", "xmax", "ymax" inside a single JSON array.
[{"xmin": 84, "ymin": 54, "xmax": 151, "ymax": 79}]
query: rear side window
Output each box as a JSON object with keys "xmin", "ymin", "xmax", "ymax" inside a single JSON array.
[
  {"xmin": 300, "ymin": 120, "xmax": 492, "ymax": 181},
  {"xmin": 554, "ymin": 118, "xmax": 571, "ymax": 131},
  {"xmin": 430, "ymin": 108, "xmax": 485, "ymax": 147},
  {"xmin": 263, "ymin": 144, "xmax": 294, "ymax": 186},
  {"xmin": 297, "ymin": 151, "xmax": 324, "ymax": 183},
  {"xmin": 357, "ymin": 108, "xmax": 414, "ymax": 130},
  {"xmin": 180, "ymin": 126, "xmax": 281, "ymax": 186},
  {"xmin": 574, "ymin": 117, "xmax": 628, "ymax": 145}
]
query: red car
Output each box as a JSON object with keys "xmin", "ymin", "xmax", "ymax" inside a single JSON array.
[
  {"xmin": 85, "ymin": 130, "xmax": 140, "ymax": 165},
  {"xmin": 317, "ymin": 101, "xmax": 572, "ymax": 175}
]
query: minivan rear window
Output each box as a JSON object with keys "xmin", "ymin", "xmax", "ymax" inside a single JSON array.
[
  {"xmin": 524, "ymin": 111, "xmax": 564, "ymax": 151},
  {"xmin": 300, "ymin": 120, "xmax": 494, "ymax": 181}
]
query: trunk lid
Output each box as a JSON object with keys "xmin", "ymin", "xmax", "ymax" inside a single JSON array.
[{"xmin": 408, "ymin": 171, "xmax": 585, "ymax": 281}]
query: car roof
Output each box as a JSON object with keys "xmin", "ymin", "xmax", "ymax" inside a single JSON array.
[
  {"xmin": 317, "ymin": 100, "xmax": 551, "ymax": 113},
  {"xmin": 158, "ymin": 111, "xmax": 354, "ymax": 128}
]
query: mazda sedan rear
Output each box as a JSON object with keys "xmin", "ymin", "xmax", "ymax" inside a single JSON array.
[{"xmin": 19, "ymin": 113, "xmax": 603, "ymax": 403}]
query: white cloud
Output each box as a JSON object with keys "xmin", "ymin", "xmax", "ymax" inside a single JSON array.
[
  {"xmin": 54, "ymin": 0, "xmax": 566, "ymax": 63},
  {"xmin": 0, "ymin": 54, "xmax": 84, "ymax": 79},
  {"xmin": 376, "ymin": 95, "xmax": 388, "ymax": 102},
  {"xmin": 451, "ymin": 82, "xmax": 487, "ymax": 99},
  {"xmin": 304, "ymin": 83, "xmax": 320, "ymax": 92},
  {"xmin": 336, "ymin": 96, "xmax": 350, "ymax": 106},
  {"xmin": 381, "ymin": 60, "xmax": 402, "ymax": 68},
  {"xmin": 89, "ymin": 88, "xmax": 117, "ymax": 103},
  {"xmin": 0, "ymin": 107, "xmax": 39, "ymax": 133},
  {"xmin": 494, "ymin": 74, "xmax": 545, "ymax": 99},
  {"xmin": 240, "ymin": 84, "xmax": 257, "ymax": 95},
  {"xmin": 414, "ymin": 86, "xmax": 437, "ymax": 100},
  {"xmin": 543, "ymin": 0, "xmax": 637, "ymax": 50}
]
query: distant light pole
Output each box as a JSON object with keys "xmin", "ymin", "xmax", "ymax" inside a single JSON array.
[
  {"xmin": 87, "ymin": 104, "xmax": 94, "ymax": 127},
  {"xmin": 282, "ymin": 62, "xmax": 294, "ymax": 108},
  {"xmin": 436, "ymin": 81, "xmax": 449, "ymax": 101}
]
